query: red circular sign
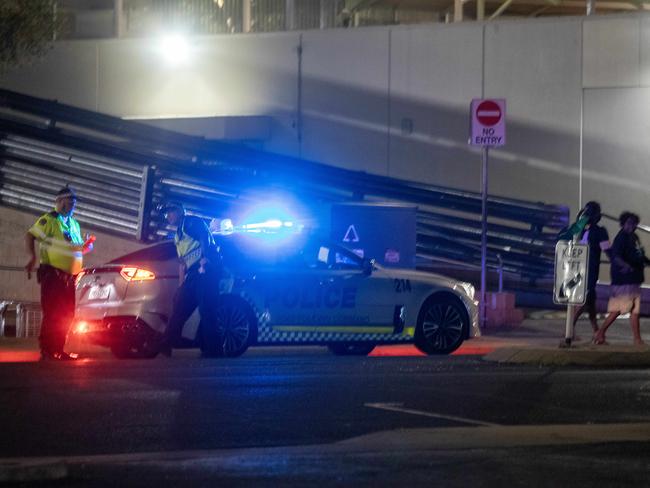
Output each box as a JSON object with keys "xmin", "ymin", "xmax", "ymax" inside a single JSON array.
[{"xmin": 476, "ymin": 100, "xmax": 501, "ymax": 126}]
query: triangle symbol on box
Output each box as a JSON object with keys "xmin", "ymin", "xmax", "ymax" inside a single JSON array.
[{"xmin": 343, "ymin": 225, "xmax": 360, "ymax": 242}]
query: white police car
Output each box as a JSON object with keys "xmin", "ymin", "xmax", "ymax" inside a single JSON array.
[{"xmin": 74, "ymin": 233, "xmax": 479, "ymax": 358}]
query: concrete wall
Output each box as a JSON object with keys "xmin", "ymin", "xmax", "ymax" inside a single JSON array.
[
  {"xmin": 388, "ymin": 23, "xmax": 483, "ymax": 190},
  {"xmin": 301, "ymin": 27, "xmax": 390, "ymax": 173},
  {"xmin": 4, "ymin": 15, "xmax": 646, "ymax": 210},
  {"xmin": 4, "ymin": 14, "xmax": 650, "ymax": 293},
  {"xmin": 0, "ymin": 206, "xmax": 142, "ymax": 302}
]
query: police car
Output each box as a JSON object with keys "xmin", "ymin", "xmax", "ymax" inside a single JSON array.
[{"xmin": 74, "ymin": 232, "xmax": 479, "ymax": 358}]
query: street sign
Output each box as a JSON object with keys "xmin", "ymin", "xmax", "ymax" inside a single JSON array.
[
  {"xmin": 343, "ymin": 224, "xmax": 360, "ymax": 243},
  {"xmin": 470, "ymin": 99, "xmax": 506, "ymax": 147},
  {"xmin": 553, "ymin": 241, "xmax": 589, "ymax": 305}
]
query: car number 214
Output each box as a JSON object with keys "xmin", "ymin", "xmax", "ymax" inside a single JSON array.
[{"xmin": 394, "ymin": 279, "xmax": 411, "ymax": 293}]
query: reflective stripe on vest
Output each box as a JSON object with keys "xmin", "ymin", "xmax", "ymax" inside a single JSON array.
[
  {"xmin": 29, "ymin": 212, "xmax": 84, "ymax": 275},
  {"xmin": 174, "ymin": 228, "xmax": 202, "ymax": 270}
]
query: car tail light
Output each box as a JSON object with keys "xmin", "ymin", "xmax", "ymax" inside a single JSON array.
[{"xmin": 120, "ymin": 267, "xmax": 156, "ymax": 282}]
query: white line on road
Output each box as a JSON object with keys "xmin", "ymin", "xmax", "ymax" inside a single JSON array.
[{"xmin": 364, "ymin": 402, "xmax": 500, "ymax": 427}]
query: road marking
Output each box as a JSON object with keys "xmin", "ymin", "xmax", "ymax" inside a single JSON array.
[{"xmin": 364, "ymin": 402, "xmax": 500, "ymax": 427}]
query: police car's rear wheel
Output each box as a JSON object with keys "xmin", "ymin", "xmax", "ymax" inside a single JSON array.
[
  {"xmin": 328, "ymin": 343, "xmax": 375, "ymax": 356},
  {"xmin": 201, "ymin": 295, "xmax": 256, "ymax": 358},
  {"xmin": 415, "ymin": 294, "xmax": 468, "ymax": 355}
]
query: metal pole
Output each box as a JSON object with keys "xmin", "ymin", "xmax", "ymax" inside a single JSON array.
[
  {"xmin": 242, "ymin": 0, "xmax": 251, "ymax": 33},
  {"xmin": 480, "ymin": 146, "xmax": 489, "ymax": 329},
  {"xmin": 454, "ymin": 0, "xmax": 463, "ymax": 22},
  {"xmin": 477, "ymin": 0, "xmax": 485, "ymax": 20},
  {"xmin": 286, "ymin": 0, "xmax": 296, "ymax": 30},
  {"xmin": 564, "ymin": 304, "xmax": 574, "ymax": 346},
  {"xmin": 563, "ymin": 236, "xmax": 578, "ymax": 347},
  {"xmin": 114, "ymin": 0, "xmax": 124, "ymax": 39}
]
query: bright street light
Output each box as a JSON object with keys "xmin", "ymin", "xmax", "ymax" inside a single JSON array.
[{"xmin": 158, "ymin": 34, "xmax": 191, "ymax": 66}]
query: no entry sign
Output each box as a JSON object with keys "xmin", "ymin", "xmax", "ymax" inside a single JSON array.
[{"xmin": 470, "ymin": 99, "xmax": 506, "ymax": 147}]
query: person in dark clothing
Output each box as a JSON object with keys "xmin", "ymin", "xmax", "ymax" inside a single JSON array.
[
  {"xmin": 571, "ymin": 202, "xmax": 610, "ymax": 336},
  {"xmin": 159, "ymin": 201, "xmax": 223, "ymax": 357},
  {"xmin": 594, "ymin": 212, "xmax": 649, "ymax": 345}
]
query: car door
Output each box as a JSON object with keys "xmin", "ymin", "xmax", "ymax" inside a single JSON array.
[
  {"xmin": 255, "ymin": 241, "xmax": 338, "ymax": 329},
  {"xmin": 325, "ymin": 243, "xmax": 398, "ymax": 331}
]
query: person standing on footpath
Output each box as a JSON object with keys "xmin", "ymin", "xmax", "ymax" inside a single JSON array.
[
  {"xmin": 159, "ymin": 201, "xmax": 223, "ymax": 357},
  {"xmin": 25, "ymin": 187, "xmax": 95, "ymax": 360},
  {"xmin": 594, "ymin": 211, "xmax": 648, "ymax": 346},
  {"xmin": 570, "ymin": 202, "xmax": 611, "ymax": 337}
]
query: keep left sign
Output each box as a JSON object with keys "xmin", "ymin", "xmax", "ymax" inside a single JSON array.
[{"xmin": 470, "ymin": 99, "xmax": 506, "ymax": 147}]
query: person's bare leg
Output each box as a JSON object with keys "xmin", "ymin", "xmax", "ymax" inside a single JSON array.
[
  {"xmin": 630, "ymin": 313, "xmax": 644, "ymax": 345},
  {"xmin": 594, "ymin": 311, "xmax": 619, "ymax": 344}
]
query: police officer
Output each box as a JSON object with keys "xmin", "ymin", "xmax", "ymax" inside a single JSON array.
[
  {"xmin": 159, "ymin": 201, "xmax": 223, "ymax": 356},
  {"xmin": 25, "ymin": 187, "xmax": 94, "ymax": 360}
]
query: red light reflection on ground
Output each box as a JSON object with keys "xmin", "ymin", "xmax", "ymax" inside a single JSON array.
[
  {"xmin": 0, "ymin": 351, "xmax": 40, "ymax": 363},
  {"xmin": 370, "ymin": 343, "xmax": 496, "ymax": 357}
]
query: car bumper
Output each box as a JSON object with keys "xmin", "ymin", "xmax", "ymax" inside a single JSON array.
[{"xmin": 71, "ymin": 316, "xmax": 158, "ymax": 347}]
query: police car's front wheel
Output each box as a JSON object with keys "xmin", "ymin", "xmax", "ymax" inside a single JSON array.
[
  {"xmin": 328, "ymin": 343, "xmax": 375, "ymax": 356},
  {"xmin": 415, "ymin": 294, "xmax": 468, "ymax": 355},
  {"xmin": 200, "ymin": 295, "xmax": 257, "ymax": 358}
]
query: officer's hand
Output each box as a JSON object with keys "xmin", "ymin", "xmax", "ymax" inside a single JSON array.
[
  {"xmin": 198, "ymin": 257, "xmax": 209, "ymax": 274},
  {"xmin": 82, "ymin": 234, "xmax": 96, "ymax": 254},
  {"xmin": 25, "ymin": 257, "xmax": 36, "ymax": 280}
]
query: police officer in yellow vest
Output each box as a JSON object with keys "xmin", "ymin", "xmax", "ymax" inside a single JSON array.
[
  {"xmin": 159, "ymin": 201, "xmax": 223, "ymax": 357},
  {"xmin": 25, "ymin": 187, "xmax": 94, "ymax": 360}
]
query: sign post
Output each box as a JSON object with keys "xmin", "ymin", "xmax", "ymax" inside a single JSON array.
[
  {"xmin": 554, "ymin": 239, "xmax": 589, "ymax": 347},
  {"xmin": 470, "ymin": 99, "xmax": 506, "ymax": 329}
]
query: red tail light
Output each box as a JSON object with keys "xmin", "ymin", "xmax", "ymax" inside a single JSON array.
[{"xmin": 120, "ymin": 267, "xmax": 156, "ymax": 282}]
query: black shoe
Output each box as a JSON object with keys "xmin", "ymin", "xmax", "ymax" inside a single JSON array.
[
  {"xmin": 40, "ymin": 351, "xmax": 55, "ymax": 361},
  {"xmin": 52, "ymin": 351, "xmax": 79, "ymax": 361}
]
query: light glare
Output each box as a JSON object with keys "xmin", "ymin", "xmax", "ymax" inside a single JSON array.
[{"xmin": 158, "ymin": 35, "xmax": 191, "ymax": 66}]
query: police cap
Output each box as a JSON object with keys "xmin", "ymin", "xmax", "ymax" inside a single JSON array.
[
  {"xmin": 55, "ymin": 186, "xmax": 77, "ymax": 201},
  {"xmin": 159, "ymin": 200, "xmax": 184, "ymax": 213}
]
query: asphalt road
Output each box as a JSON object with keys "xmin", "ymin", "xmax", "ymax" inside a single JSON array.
[{"xmin": 1, "ymin": 347, "xmax": 650, "ymax": 486}]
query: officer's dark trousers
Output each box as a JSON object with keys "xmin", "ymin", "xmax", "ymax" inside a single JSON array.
[
  {"xmin": 165, "ymin": 266, "xmax": 221, "ymax": 349},
  {"xmin": 38, "ymin": 265, "xmax": 75, "ymax": 354}
]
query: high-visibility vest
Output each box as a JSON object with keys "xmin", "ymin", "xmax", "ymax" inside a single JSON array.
[
  {"xmin": 29, "ymin": 211, "xmax": 84, "ymax": 275},
  {"xmin": 174, "ymin": 216, "xmax": 213, "ymax": 271}
]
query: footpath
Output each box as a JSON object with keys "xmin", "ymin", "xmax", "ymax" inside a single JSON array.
[{"xmin": 478, "ymin": 314, "xmax": 650, "ymax": 367}]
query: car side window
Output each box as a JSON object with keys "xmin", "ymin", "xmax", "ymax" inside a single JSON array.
[
  {"xmin": 317, "ymin": 246, "xmax": 329, "ymax": 266},
  {"xmin": 297, "ymin": 245, "xmax": 326, "ymax": 269}
]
